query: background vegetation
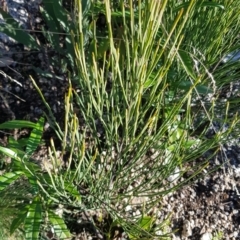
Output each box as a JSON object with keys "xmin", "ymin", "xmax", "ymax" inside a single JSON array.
[{"xmin": 0, "ymin": 0, "xmax": 239, "ymax": 239}]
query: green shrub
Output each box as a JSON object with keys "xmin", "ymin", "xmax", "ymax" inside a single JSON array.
[{"xmin": 0, "ymin": 0, "xmax": 239, "ymax": 239}]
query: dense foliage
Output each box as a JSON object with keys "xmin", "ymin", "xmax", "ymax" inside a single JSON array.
[{"xmin": 0, "ymin": 0, "xmax": 239, "ymax": 239}]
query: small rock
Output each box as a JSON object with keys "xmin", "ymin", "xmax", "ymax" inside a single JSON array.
[
  {"xmin": 189, "ymin": 211, "xmax": 195, "ymax": 216},
  {"xmin": 15, "ymin": 86, "xmax": 21, "ymax": 93},
  {"xmin": 200, "ymin": 232, "xmax": 212, "ymax": 240},
  {"xmin": 232, "ymin": 209, "xmax": 238, "ymax": 214},
  {"xmin": 233, "ymin": 231, "xmax": 238, "ymax": 238},
  {"xmin": 172, "ymin": 234, "xmax": 181, "ymax": 240},
  {"xmin": 125, "ymin": 205, "xmax": 132, "ymax": 212},
  {"xmin": 182, "ymin": 220, "xmax": 192, "ymax": 238},
  {"xmin": 167, "ymin": 167, "xmax": 180, "ymax": 182},
  {"xmin": 132, "ymin": 209, "xmax": 141, "ymax": 217}
]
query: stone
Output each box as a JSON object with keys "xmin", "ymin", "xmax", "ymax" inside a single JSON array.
[
  {"xmin": 182, "ymin": 220, "xmax": 192, "ymax": 238},
  {"xmin": 200, "ymin": 232, "xmax": 212, "ymax": 240}
]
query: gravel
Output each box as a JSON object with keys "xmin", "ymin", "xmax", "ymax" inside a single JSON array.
[{"xmin": 1, "ymin": 1, "xmax": 240, "ymax": 239}]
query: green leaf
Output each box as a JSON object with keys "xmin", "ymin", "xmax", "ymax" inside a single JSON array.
[
  {"xmin": 129, "ymin": 216, "xmax": 155, "ymax": 239},
  {"xmin": 39, "ymin": 5, "xmax": 62, "ymax": 53},
  {"xmin": 0, "ymin": 171, "xmax": 24, "ymax": 191},
  {"xmin": 97, "ymin": 38, "xmax": 110, "ymax": 59},
  {"xmin": 65, "ymin": 37, "xmax": 75, "ymax": 69},
  {"xmin": 0, "ymin": 120, "xmax": 38, "ymax": 130},
  {"xmin": 199, "ymin": 1, "xmax": 225, "ymax": 9},
  {"xmin": 0, "ymin": 146, "xmax": 21, "ymax": 161},
  {"xmin": 0, "ymin": 9, "xmax": 40, "ymax": 50},
  {"xmin": 10, "ymin": 207, "xmax": 28, "ymax": 235},
  {"xmin": 32, "ymin": 67, "xmax": 65, "ymax": 80},
  {"xmin": 24, "ymin": 196, "xmax": 42, "ymax": 240},
  {"xmin": 52, "ymin": 0, "xmax": 74, "ymax": 32},
  {"xmin": 144, "ymin": 73, "xmax": 156, "ymax": 88},
  {"xmin": 178, "ymin": 50, "xmax": 196, "ymax": 80},
  {"xmin": 42, "ymin": 0, "xmax": 74, "ymax": 32},
  {"xmin": 8, "ymin": 136, "xmax": 28, "ymax": 150},
  {"xmin": 195, "ymin": 85, "xmax": 213, "ymax": 94},
  {"xmin": 48, "ymin": 210, "xmax": 72, "ymax": 239},
  {"xmin": 82, "ymin": 0, "xmax": 92, "ymax": 16},
  {"xmin": 11, "ymin": 160, "xmax": 41, "ymax": 179},
  {"xmin": 26, "ymin": 117, "xmax": 44, "ymax": 155},
  {"xmin": 64, "ymin": 183, "xmax": 81, "ymax": 201},
  {"xmin": 174, "ymin": 1, "xmax": 225, "ymax": 12},
  {"xmin": 41, "ymin": 0, "xmax": 75, "ymax": 69},
  {"xmin": 137, "ymin": 216, "xmax": 155, "ymax": 231},
  {"xmin": 183, "ymin": 139, "xmax": 201, "ymax": 149},
  {"xmin": 169, "ymin": 128, "xmax": 185, "ymax": 143},
  {"xmin": 172, "ymin": 81, "xmax": 213, "ymax": 94}
]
